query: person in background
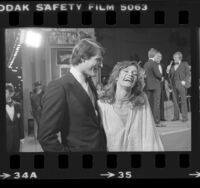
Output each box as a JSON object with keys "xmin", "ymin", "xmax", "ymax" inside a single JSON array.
[
  {"xmin": 166, "ymin": 52, "xmax": 191, "ymax": 122},
  {"xmin": 144, "ymin": 48, "xmax": 165, "ymax": 127},
  {"xmin": 156, "ymin": 53, "xmax": 167, "ymax": 121},
  {"xmin": 6, "ymin": 83, "xmax": 24, "ymax": 152},
  {"xmin": 30, "ymin": 81, "xmax": 45, "ymax": 139}
]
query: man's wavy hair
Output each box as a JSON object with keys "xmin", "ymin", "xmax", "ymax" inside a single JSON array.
[
  {"xmin": 100, "ymin": 60, "xmax": 145, "ymax": 106},
  {"xmin": 70, "ymin": 38, "xmax": 105, "ymax": 66}
]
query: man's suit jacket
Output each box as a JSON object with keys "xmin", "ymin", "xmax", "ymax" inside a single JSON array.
[
  {"xmin": 144, "ymin": 59, "xmax": 162, "ymax": 90},
  {"xmin": 168, "ymin": 61, "xmax": 191, "ymax": 89},
  {"xmin": 6, "ymin": 101, "xmax": 24, "ymax": 152},
  {"xmin": 160, "ymin": 63, "xmax": 167, "ymax": 99},
  {"xmin": 30, "ymin": 92, "xmax": 43, "ymax": 118},
  {"xmin": 38, "ymin": 70, "xmax": 107, "ymax": 152}
]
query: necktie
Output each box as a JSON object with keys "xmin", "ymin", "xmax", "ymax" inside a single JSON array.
[
  {"xmin": 85, "ymin": 78, "xmax": 99, "ymax": 117},
  {"xmin": 85, "ymin": 78, "xmax": 95, "ymax": 107}
]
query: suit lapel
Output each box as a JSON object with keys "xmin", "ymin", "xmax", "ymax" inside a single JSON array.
[
  {"xmin": 174, "ymin": 62, "xmax": 182, "ymax": 73},
  {"xmin": 65, "ymin": 72, "xmax": 99, "ymax": 125},
  {"xmin": 87, "ymin": 78, "xmax": 101, "ymax": 124}
]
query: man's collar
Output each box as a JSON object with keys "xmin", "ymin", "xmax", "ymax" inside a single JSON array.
[
  {"xmin": 149, "ymin": 58, "xmax": 158, "ymax": 63},
  {"xmin": 70, "ymin": 66, "xmax": 86, "ymax": 83}
]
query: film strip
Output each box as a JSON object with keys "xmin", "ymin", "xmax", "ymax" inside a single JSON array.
[{"xmin": 0, "ymin": 0, "xmax": 200, "ymax": 180}]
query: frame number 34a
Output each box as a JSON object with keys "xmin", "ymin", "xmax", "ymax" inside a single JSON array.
[{"xmin": 13, "ymin": 172, "xmax": 37, "ymax": 179}]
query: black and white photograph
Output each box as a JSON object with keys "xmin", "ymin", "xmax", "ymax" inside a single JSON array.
[{"xmin": 5, "ymin": 28, "xmax": 191, "ymax": 152}]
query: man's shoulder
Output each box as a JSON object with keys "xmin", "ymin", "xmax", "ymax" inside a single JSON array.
[
  {"xmin": 146, "ymin": 59, "xmax": 154, "ymax": 66},
  {"xmin": 46, "ymin": 72, "xmax": 73, "ymax": 93},
  {"xmin": 51, "ymin": 72, "xmax": 71, "ymax": 85},
  {"xmin": 144, "ymin": 60, "xmax": 151, "ymax": 68},
  {"xmin": 182, "ymin": 61, "xmax": 189, "ymax": 65},
  {"xmin": 30, "ymin": 94, "xmax": 38, "ymax": 103},
  {"xmin": 180, "ymin": 61, "xmax": 189, "ymax": 68}
]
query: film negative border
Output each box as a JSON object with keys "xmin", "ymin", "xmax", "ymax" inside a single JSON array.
[
  {"xmin": 0, "ymin": 153, "xmax": 195, "ymax": 179},
  {"xmin": 0, "ymin": 1, "xmax": 199, "ymax": 27},
  {"xmin": 0, "ymin": 0, "xmax": 200, "ymax": 180},
  {"xmin": 7, "ymin": 10, "xmax": 190, "ymax": 26},
  {"xmin": 2, "ymin": 9, "xmax": 194, "ymax": 27}
]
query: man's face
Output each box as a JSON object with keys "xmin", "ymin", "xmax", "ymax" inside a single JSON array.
[
  {"xmin": 155, "ymin": 53, "xmax": 162, "ymax": 63},
  {"xmin": 173, "ymin": 54, "xmax": 181, "ymax": 63},
  {"xmin": 6, "ymin": 90, "xmax": 14, "ymax": 102},
  {"xmin": 81, "ymin": 52, "xmax": 103, "ymax": 77},
  {"xmin": 117, "ymin": 65, "xmax": 138, "ymax": 89}
]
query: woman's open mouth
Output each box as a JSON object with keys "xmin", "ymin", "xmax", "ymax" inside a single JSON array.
[{"xmin": 124, "ymin": 77, "xmax": 134, "ymax": 83}]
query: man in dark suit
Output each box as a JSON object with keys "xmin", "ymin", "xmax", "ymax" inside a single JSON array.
[
  {"xmin": 6, "ymin": 83, "xmax": 24, "ymax": 152},
  {"xmin": 38, "ymin": 39, "xmax": 107, "ymax": 152},
  {"xmin": 166, "ymin": 51, "xmax": 191, "ymax": 122},
  {"xmin": 157, "ymin": 54, "xmax": 167, "ymax": 121},
  {"xmin": 144, "ymin": 48, "xmax": 165, "ymax": 127},
  {"xmin": 30, "ymin": 81, "xmax": 45, "ymax": 139}
]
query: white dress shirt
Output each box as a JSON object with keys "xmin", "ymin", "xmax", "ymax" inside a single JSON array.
[
  {"xmin": 158, "ymin": 64, "xmax": 163, "ymax": 75},
  {"xmin": 174, "ymin": 61, "xmax": 181, "ymax": 71},
  {"xmin": 70, "ymin": 67, "xmax": 88, "ymax": 93},
  {"xmin": 6, "ymin": 101, "xmax": 15, "ymax": 121}
]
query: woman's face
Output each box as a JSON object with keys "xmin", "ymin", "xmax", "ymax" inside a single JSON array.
[{"xmin": 117, "ymin": 65, "xmax": 138, "ymax": 89}]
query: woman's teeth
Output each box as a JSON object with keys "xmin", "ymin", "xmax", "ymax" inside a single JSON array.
[{"xmin": 124, "ymin": 78, "xmax": 133, "ymax": 82}]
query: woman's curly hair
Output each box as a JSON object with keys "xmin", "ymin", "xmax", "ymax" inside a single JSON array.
[{"xmin": 99, "ymin": 60, "xmax": 146, "ymax": 106}]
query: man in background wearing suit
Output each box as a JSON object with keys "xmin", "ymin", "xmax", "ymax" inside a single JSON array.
[
  {"xmin": 144, "ymin": 48, "xmax": 165, "ymax": 127},
  {"xmin": 30, "ymin": 81, "xmax": 45, "ymax": 139},
  {"xmin": 39, "ymin": 39, "xmax": 107, "ymax": 152},
  {"xmin": 6, "ymin": 83, "xmax": 24, "ymax": 152},
  {"xmin": 157, "ymin": 53, "xmax": 167, "ymax": 121},
  {"xmin": 166, "ymin": 52, "xmax": 191, "ymax": 122}
]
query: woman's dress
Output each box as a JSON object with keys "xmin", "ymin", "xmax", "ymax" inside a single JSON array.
[{"xmin": 98, "ymin": 95, "xmax": 164, "ymax": 151}]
